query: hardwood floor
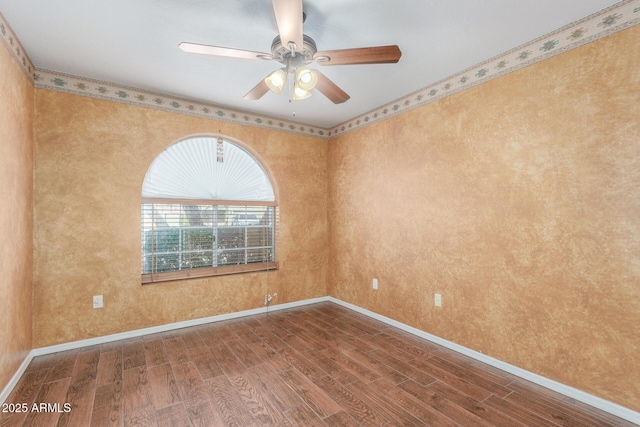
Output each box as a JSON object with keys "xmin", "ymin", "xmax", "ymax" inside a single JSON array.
[{"xmin": 1, "ymin": 302, "xmax": 635, "ymax": 426}]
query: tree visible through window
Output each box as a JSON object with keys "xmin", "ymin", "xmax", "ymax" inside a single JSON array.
[{"xmin": 141, "ymin": 136, "xmax": 277, "ymax": 283}]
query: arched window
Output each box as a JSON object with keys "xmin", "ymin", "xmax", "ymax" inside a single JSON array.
[{"xmin": 140, "ymin": 135, "xmax": 277, "ymax": 284}]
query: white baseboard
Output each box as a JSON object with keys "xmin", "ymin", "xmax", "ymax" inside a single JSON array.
[
  {"xmin": 0, "ymin": 350, "xmax": 35, "ymax": 406},
  {"xmin": 2, "ymin": 295, "xmax": 638, "ymax": 424},
  {"xmin": 32, "ymin": 296, "xmax": 331, "ymax": 357},
  {"xmin": 327, "ymin": 297, "xmax": 640, "ymax": 425}
]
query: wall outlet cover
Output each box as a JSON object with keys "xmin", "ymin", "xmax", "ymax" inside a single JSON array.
[
  {"xmin": 434, "ymin": 293, "xmax": 442, "ymax": 307},
  {"xmin": 93, "ymin": 295, "xmax": 104, "ymax": 309}
]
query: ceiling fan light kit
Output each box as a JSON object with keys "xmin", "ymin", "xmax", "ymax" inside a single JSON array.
[
  {"xmin": 263, "ymin": 41, "xmax": 318, "ymax": 100},
  {"xmin": 179, "ymin": 0, "xmax": 401, "ymax": 104}
]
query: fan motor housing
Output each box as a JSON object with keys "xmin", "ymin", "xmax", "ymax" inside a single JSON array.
[{"xmin": 270, "ymin": 35, "xmax": 317, "ymax": 64}]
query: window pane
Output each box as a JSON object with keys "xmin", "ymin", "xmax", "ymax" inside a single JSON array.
[
  {"xmin": 154, "ymin": 227, "xmax": 179, "ymax": 253},
  {"xmin": 218, "ymin": 227, "xmax": 245, "ymax": 249},
  {"xmin": 182, "ymin": 250, "xmax": 214, "ymax": 269},
  {"xmin": 218, "ymin": 249, "xmax": 246, "ymax": 266},
  {"xmin": 142, "ymin": 255, "xmax": 153, "ymax": 274},
  {"xmin": 247, "ymin": 248, "xmax": 273, "ymax": 264},
  {"xmin": 180, "ymin": 228, "xmax": 213, "ymax": 251},
  {"xmin": 246, "ymin": 227, "xmax": 273, "ymax": 247},
  {"xmin": 152, "ymin": 252, "xmax": 181, "ymax": 273},
  {"xmin": 181, "ymin": 205, "xmax": 213, "ymax": 226}
]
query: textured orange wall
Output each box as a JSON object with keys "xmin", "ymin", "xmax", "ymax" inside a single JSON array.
[
  {"xmin": 328, "ymin": 26, "xmax": 640, "ymax": 410},
  {"xmin": 0, "ymin": 44, "xmax": 34, "ymax": 390},
  {"xmin": 33, "ymin": 92, "xmax": 328, "ymax": 347}
]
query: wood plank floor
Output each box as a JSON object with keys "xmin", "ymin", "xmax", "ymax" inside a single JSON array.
[{"xmin": 1, "ymin": 302, "xmax": 636, "ymax": 426}]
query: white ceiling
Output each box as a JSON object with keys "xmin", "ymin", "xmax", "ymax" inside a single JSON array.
[{"xmin": 0, "ymin": 0, "xmax": 621, "ymax": 129}]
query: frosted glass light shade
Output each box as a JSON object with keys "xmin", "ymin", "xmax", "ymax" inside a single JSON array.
[
  {"xmin": 142, "ymin": 136, "xmax": 275, "ymax": 202},
  {"xmin": 293, "ymin": 85, "xmax": 312, "ymax": 100},
  {"xmin": 296, "ymin": 68, "xmax": 317, "ymax": 91},
  {"xmin": 265, "ymin": 69, "xmax": 287, "ymax": 93}
]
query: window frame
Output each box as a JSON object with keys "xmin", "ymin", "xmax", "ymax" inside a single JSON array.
[{"xmin": 140, "ymin": 134, "xmax": 279, "ymax": 284}]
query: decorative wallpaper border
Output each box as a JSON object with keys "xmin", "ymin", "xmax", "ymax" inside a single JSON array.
[
  {"xmin": 3, "ymin": 1, "xmax": 639, "ymax": 139},
  {"xmin": 0, "ymin": 11, "xmax": 35, "ymax": 83},
  {"xmin": 328, "ymin": 0, "xmax": 640, "ymax": 138},
  {"xmin": 33, "ymin": 70, "xmax": 330, "ymax": 138}
]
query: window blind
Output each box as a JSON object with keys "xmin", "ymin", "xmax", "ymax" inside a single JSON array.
[
  {"xmin": 142, "ymin": 137, "xmax": 275, "ymax": 201},
  {"xmin": 141, "ymin": 202, "xmax": 277, "ymax": 283}
]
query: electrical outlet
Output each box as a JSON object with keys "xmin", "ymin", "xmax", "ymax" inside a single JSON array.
[
  {"xmin": 372, "ymin": 278, "xmax": 378, "ymax": 290},
  {"xmin": 434, "ymin": 293, "xmax": 442, "ymax": 307},
  {"xmin": 93, "ymin": 295, "xmax": 103, "ymax": 309}
]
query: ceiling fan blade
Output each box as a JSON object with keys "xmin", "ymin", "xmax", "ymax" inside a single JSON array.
[
  {"xmin": 243, "ymin": 79, "xmax": 270, "ymax": 101},
  {"xmin": 179, "ymin": 42, "xmax": 271, "ymax": 60},
  {"xmin": 272, "ymin": 0, "xmax": 303, "ymax": 53},
  {"xmin": 314, "ymin": 70, "xmax": 350, "ymax": 104},
  {"xmin": 315, "ymin": 45, "xmax": 402, "ymax": 66}
]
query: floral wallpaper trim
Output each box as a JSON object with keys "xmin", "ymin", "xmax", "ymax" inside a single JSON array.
[
  {"xmin": 0, "ymin": 11, "xmax": 35, "ymax": 82},
  {"xmin": 327, "ymin": 0, "xmax": 640, "ymax": 138}
]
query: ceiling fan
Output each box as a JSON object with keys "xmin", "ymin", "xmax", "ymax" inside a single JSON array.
[{"xmin": 179, "ymin": 0, "xmax": 402, "ymax": 104}]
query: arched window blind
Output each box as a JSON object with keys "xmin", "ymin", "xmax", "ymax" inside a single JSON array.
[
  {"xmin": 142, "ymin": 136, "xmax": 275, "ymax": 201},
  {"xmin": 141, "ymin": 136, "xmax": 278, "ymax": 284}
]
